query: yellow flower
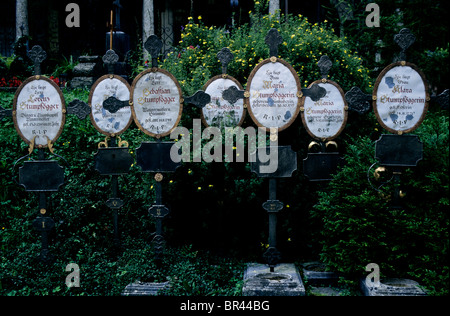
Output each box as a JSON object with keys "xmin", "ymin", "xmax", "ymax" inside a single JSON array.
[
  {"xmin": 198, "ymin": 16, "xmax": 202, "ymax": 20},
  {"xmin": 198, "ymin": 186, "xmax": 202, "ymax": 190}
]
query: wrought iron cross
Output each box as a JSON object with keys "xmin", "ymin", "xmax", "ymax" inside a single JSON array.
[
  {"xmin": 394, "ymin": 28, "xmax": 415, "ymax": 61},
  {"xmin": 28, "ymin": 45, "xmax": 47, "ymax": 76},
  {"xmin": 318, "ymin": 55, "xmax": 332, "ymax": 79},
  {"xmin": 103, "ymin": 49, "xmax": 119, "ymax": 74},
  {"xmin": 144, "ymin": 35, "xmax": 163, "ymax": 68},
  {"xmin": 265, "ymin": 28, "xmax": 283, "ymax": 57},
  {"xmin": 217, "ymin": 47, "xmax": 234, "ymax": 75},
  {"xmin": 344, "ymin": 86, "xmax": 372, "ymax": 115}
]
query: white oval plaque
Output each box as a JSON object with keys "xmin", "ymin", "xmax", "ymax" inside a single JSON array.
[
  {"xmin": 89, "ymin": 75, "xmax": 132, "ymax": 136},
  {"xmin": 201, "ymin": 76, "xmax": 245, "ymax": 128},
  {"xmin": 301, "ymin": 80, "xmax": 348, "ymax": 141},
  {"xmin": 246, "ymin": 58, "xmax": 301, "ymax": 131},
  {"xmin": 131, "ymin": 68, "xmax": 183, "ymax": 137},
  {"xmin": 13, "ymin": 76, "xmax": 66, "ymax": 147},
  {"xmin": 373, "ymin": 62, "xmax": 429, "ymax": 134}
]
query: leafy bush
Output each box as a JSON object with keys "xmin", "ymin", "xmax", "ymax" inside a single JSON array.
[{"xmin": 312, "ymin": 110, "xmax": 449, "ymax": 295}]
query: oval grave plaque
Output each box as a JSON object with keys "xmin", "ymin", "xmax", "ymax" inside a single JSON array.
[
  {"xmin": 89, "ymin": 74, "xmax": 132, "ymax": 136},
  {"xmin": 373, "ymin": 61, "xmax": 429, "ymax": 134},
  {"xmin": 201, "ymin": 75, "xmax": 245, "ymax": 128},
  {"xmin": 300, "ymin": 79, "xmax": 348, "ymax": 141},
  {"xmin": 246, "ymin": 58, "xmax": 301, "ymax": 132},
  {"xmin": 131, "ymin": 68, "xmax": 183, "ymax": 137},
  {"xmin": 13, "ymin": 76, "xmax": 66, "ymax": 147}
]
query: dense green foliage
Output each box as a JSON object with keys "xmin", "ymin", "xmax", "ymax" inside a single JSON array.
[
  {"xmin": 1, "ymin": 0, "xmax": 448, "ymax": 295},
  {"xmin": 312, "ymin": 110, "xmax": 449, "ymax": 295}
]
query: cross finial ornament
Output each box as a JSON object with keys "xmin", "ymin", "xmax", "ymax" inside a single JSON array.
[
  {"xmin": 28, "ymin": 45, "xmax": 47, "ymax": 76},
  {"xmin": 318, "ymin": 55, "xmax": 333, "ymax": 79},
  {"xmin": 144, "ymin": 35, "xmax": 163, "ymax": 68},
  {"xmin": 103, "ymin": 49, "xmax": 119, "ymax": 74},
  {"xmin": 265, "ymin": 28, "xmax": 283, "ymax": 57},
  {"xmin": 217, "ymin": 47, "xmax": 234, "ymax": 75},
  {"xmin": 394, "ymin": 28, "xmax": 415, "ymax": 61}
]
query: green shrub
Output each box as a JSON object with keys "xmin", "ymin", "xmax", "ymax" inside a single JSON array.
[{"xmin": 313, "ymin": 110, "xmax": 449, "ymax": 295}]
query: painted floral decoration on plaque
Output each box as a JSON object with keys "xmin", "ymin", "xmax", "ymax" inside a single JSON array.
[{"xmin": 89, "ymin": 75, "xmax": 132, "ymax": 136}]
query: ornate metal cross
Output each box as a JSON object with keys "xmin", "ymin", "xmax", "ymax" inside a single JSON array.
[
  {"xmin": 265, "ymin": 28, "xmax": 283, "ymax": 57},
  {"xmin": 28, "ymin": 45, "xmax": 47, "ymax": 76},
  {"xmin": 217, "ymin": 47, "xmax": 234, "ymax": 75}
]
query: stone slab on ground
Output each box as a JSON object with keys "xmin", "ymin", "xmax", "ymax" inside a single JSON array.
[
  {"xmin": 122, "ymin": 280, "xmax": 170, "ymax": 296},
  {"xmin": 360, "ymin": 278, "xmax": 427, "ymax": 296},
  {"xmin": 242, "ymin": 263, "xmax": 305, "ymax": 296},
  {"xmin": 309, "ymin": 286, "xmax": 346, "ymax": 296},
  {"xmin": 301, "ymin": 261, "xmax": 340, "ymax": 286}
]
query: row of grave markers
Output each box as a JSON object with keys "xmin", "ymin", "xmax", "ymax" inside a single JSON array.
[{"xmin": 1, "ymin": 28, "xmax": 448, "ymax": 269}]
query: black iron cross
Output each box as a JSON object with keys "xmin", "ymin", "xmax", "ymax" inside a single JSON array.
[
  {"xmin": 394, "ymin": 28, "xmax": 415, "ymax": 61},
  {"xmin": 217, "ymin": 47, "xmax": 234, "ymax": 75},
  {"xmin": 103, "ymin": 49, "xmax": 120, "ymax": 74},
  {"xmin": 28, "ymin": 45, "xmax": 47, "ymax": 76},
  {"xmin": 144, "ymin": 35, "xmax": 163, "ymax": 68},
  {"xmin": 344, "ymin": 86, "xmax": 372, "ymax": 115},
  {"xmin": 318, "ymin": 55, "xmax": 332, "ymax": 79},
  {"xmin": 265, "ymin": 28, "xmax": 283, "ymax": 57}
]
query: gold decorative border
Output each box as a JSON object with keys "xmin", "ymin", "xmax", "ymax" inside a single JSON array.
[
  {"xmin": 372, "ymin": 61, "xmax": 430, "ymax": 135},
  {"xmin": 245, "ymin": 57, "xmax": 302, "ymax": 133},
  {"xmin": 130, "ymin": 68, "xmax": 183, "ymax": 138},
  {"xmin": 12, "ymin": 75, "xmax": 66, "ymax": 148},
  {"xmin": 200, "ymin": 74, "xmax": 246, "ymax": 128},
  {"xmin": 88, "ymin": 74, "xmax": 133, "ymax": 137},
  {"xmin": 299, "ymin": 79, "xmax": 349, "ymax": 142}
]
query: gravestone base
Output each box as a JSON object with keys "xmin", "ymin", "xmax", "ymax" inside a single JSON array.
[
  {"xmin": 360, "ymin": 278, "xmax": 427, "ymax": 296},
  {"xmin": 301, "ymin": 261, "xmax": 340, "ymax": 286},
  {"xmin": 121, "ymin": 280, "xmax": 170, "ymax": 296},
  {"xmin": 242, "ymin": 263, "xmax": 305, "ymax": 296}
]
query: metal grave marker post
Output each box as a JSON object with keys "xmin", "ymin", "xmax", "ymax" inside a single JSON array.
[
  {"xmin": 9, "ymin": 46, "xmax": 88, "ymax": 263},
  {"xmin": 129, "ymin": 35, "xmax": 210, "ymax": 261},
  {"xmin": 90, "ymin": 47, "xmax": 134, "ymax": 250},
  {"xmin": 235, "ymin": 28, "xmax": 301, "ymax": 272},
  {"xmin": 301, "ymin": 55, "xmax": 347, "ymax": 181},
  {"xmin": 201, "ymin": 47, "xmax": 246, "ymax": 128},
  {"xmin": 369, "ymin": 28, "xmax": 429, "ymax": 209}
]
